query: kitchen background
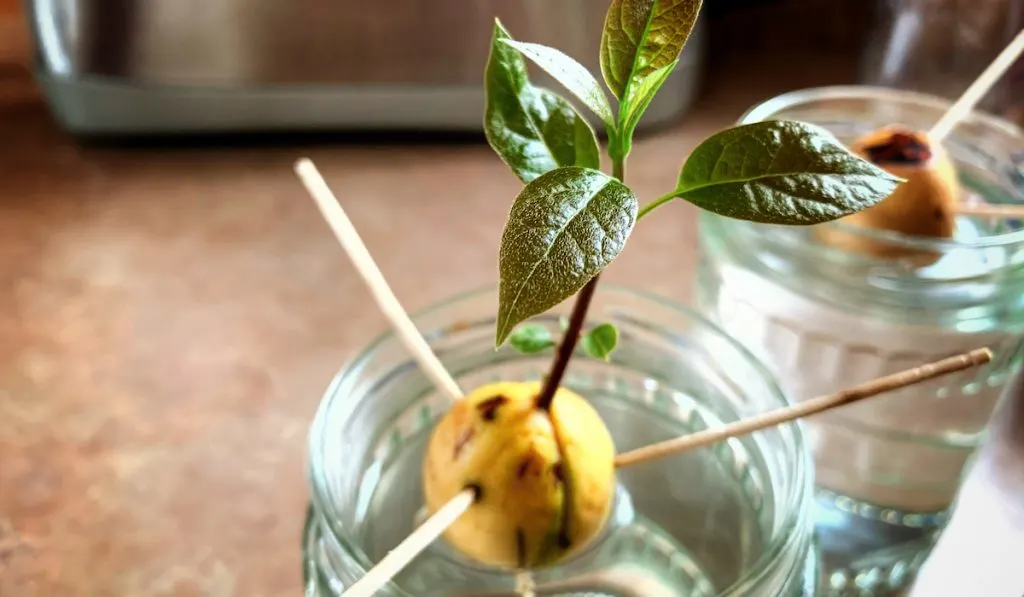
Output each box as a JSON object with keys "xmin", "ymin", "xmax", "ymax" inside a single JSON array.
[
  {"xmin": 1, "ymin": 1, "xmax": 1023, "ymax": 597},
  {"xmin": 2, "ymin": 0, "xmax": 1023, "ymax": 131}
]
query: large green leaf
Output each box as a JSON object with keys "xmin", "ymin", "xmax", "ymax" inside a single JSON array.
[
  {"xmin": 496, "ymin": 167, "xmax": 637, "ymax": 346},
  {"xmin": 485, "ymin": 20, "xmax": 600, "ymax": 183},
  {"xmin": 500, "ymin": 39, "xmax": 615, "ymax": 127},
  {"xmin": 599, "ymin": 0, "xmax": 702, "ymax": 101},
  {"xmin": 674, "ymin": 121, "xmax": 903, "ymax": 225}
]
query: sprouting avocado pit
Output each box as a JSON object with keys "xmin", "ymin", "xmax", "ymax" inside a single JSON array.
[
  {"xmin": 815, "ymin": 125, "xmax": 962, "ymax": 262},
  {"xmin": 422, "ymin": 381, "xmax": 616, "ymax": 570},
  {"xmin": 862, "ymin": 130, "xmax": 933, "ymax": 165}
]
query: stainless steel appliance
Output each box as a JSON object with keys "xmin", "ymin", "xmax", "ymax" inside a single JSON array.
[{"xmin": 26, "ymin": 0, "xmax": 706, "ymax": 135}]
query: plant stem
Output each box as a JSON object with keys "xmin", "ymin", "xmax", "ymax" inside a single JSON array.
[
  {"xmin": 536, "ymin": 154, "xmax": 627, "ymax": 410},
  {"xmin": 613, "ymin": 157, "xmax": 625, "ymax": 182},
  {"xmin": 637, "ymin": 190, "xmax": 677, "ymax": 220},
  {"xmin": 535, "ymin": 275, "xmax": 600, "ymax": 410}
]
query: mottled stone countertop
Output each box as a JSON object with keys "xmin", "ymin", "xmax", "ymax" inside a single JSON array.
[{"xmin": 1, "ymin": 56, "xmax": 1022, "ymax": 597}]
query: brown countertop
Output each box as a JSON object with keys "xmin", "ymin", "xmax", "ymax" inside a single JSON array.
[{"xmin": 1, "ymin": 56, "xmax": 1021, "ymax": 596}]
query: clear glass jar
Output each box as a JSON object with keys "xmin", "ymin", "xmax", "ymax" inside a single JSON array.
[
  {"xmin": 694, "ymin": 86, "xmax": 1024, "ymax": 593},
  {"xmin": 303, "ymin": 285, "xmax": 818, "ymax": 596}
]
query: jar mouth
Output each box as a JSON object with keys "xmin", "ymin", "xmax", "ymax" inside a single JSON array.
[
  {"xmin": 738, "ymin": 85, "xmax": 1024, "ymax": 252},
  {"xmin": 306, "ymin": 284, "xmax": 814, "ymax": 595}
]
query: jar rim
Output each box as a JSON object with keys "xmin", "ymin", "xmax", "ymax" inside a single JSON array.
[
  {"xmin": 307, "ymin": 283, "xmax": 814, "ymax": 595},
  {"xmin": 738, "ymin": 85, "xmax": 1024, "ymax": 251}
]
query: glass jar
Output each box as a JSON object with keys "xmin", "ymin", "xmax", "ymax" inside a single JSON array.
[
  {"xmin": 303, "ymin": 285, "xmax": 817, "ymax": 596},
  {"xmin": 694, "ymin": 86, "xmax": 1024, "ymax": 593}
]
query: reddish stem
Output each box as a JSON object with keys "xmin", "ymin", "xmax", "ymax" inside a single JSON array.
[{"xmin": 535, "ymin": 275, "xmax": 600, "ymax": 410}]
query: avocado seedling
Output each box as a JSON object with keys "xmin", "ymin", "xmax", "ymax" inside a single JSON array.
[{"xmin": 420, "ymin": 0, "xmax": 902, "ymax": 574}]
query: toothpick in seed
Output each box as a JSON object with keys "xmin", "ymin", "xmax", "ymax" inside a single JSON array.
[
  {"xmin": 294, "ymin": 158, "xmax": 464, "ymax": 402},
  {"xmin": 956, "ymin": 203, "xmax": 1024, "ymax": 219},
  {"xmin": 929, "ymin": 29, "xmax": 1024, "ymax": 142},
  {"xmin": 333, "ymin": 348, "xmax": 991, "ymax": 596},
  {"xmin": 341, "ymin": 488, "xmax": 476, "ymax": 597},
  {"xmin": 614, "ymin": 347, "xmax": 992, "ymax": 468},
  {"xmin": 516, "ymin": 571, "xmax": 536, "ymax": 597}
]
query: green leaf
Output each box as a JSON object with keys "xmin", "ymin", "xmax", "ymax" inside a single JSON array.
[
  {"xmin": 485, "ymin": 20, "xmax": 601, "ymax": 183},
  {"xmin": 582, "ymin": 323, "xmax": 619, "ymax": 361},
  {"xmin": 614, "ymin": 59, "xmax": 678, "ymax": 159},
  {"xmin": 496, "ymin": 167, "xmax": 638, "ymax": 346},
  {"xmin": 558, "ymin": 315, "xmax": 570, "ymax": 331},
  {"xmin": 673, "ymin": 120, "xmax": 904, "ymax": 225},
  {"xmin": 599, "ymin": 0, "xmax": 702, "ymax": 101},
  {"xmin": 500, "ymin": 39, "xmax": 616, "ymax": 127},
  {"xmin": 509, "ymin": 323, "xmax": 556, "ymax": 354},
  {"xmin": 572, "ymin": 117, "xmax": 601, "ymax": 174}
]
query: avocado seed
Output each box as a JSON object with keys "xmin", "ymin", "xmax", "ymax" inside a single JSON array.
[
  {"xmin": 422, "ymin": 381, "xmax": 616, "ymax": 570},
  {"xmin": 816, "ymin": 125, "xmax": 961, "ymax": 264}
]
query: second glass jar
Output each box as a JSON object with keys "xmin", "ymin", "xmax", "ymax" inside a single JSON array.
[{"xmin": 695, "ymin": 85, "xmax": 1024, "ymax": 593}]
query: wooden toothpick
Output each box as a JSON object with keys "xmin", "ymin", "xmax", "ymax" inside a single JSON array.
[
  {"xmin": 918, "ymin": 31, "xmax": 1024, "ymax": 220},
  {"xmin": 614, "ymin": 347, "xmax": 993, "ymax": 468},
  {"xmin": 515, "ymin": 571, "xmax": 536, "ymax": 597},
  {"xmin": 295, "ymin": 157, "xmax": 468, "ymax": 595},
  {"xmin": 294, "ymin": 158, "xmax": 464, "ymax": 402},
  {"xmin": 341, "ymin": 488, "xmax": 476, "ymax": 597},
  {"xmin": 332, "ymin": 348, "xmax": 991, "ymax": 597},
  {"xmin": 929, "ymin": 29, "xmax": 1024, "ymax": 142},
  {"xmin": 956, "ymin": 203, "xmax": 1024, "ymax": 219}
]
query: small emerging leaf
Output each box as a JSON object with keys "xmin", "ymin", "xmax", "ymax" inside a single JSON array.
[
  {"xmin": 558, "ymin": 315, "xmax": 570, "ymax": 331},
  {"xmin": 509, "ymin": 323, "xmax": 556, "ymax": 354},
  {"xmin": 674, "ymin": 120, "xmax": 903, "ymax": 225},
  {"xmin": 582, "ymin": 323, "xmax": 619, "ymax": 361},
  {"xmin": 485, "ymin": 20, "xmax": 601, "ymax": 183},
  {"xmin": 614, "ymin": 59, "xmax": 678, "ymax": 159},
  {"xmin": 496, "ymin": 167, "xmax": 638, "ymax": 346},
  {"xmin": 500, "ymin": 39, "xmax": 616, "ymax": 127},
  {"xmin": 599, "ymin": 0, "xmax": 702, "ymax": 100}
]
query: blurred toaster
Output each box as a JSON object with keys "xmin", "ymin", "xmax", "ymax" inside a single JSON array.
[{"xmin": 27, "ymin": 0, "xmax": 706, "ymax": 135}]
